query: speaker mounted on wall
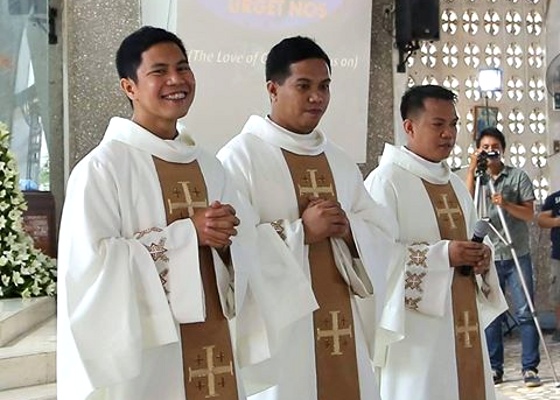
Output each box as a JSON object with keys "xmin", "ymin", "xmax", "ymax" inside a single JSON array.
[{"xmin": 395, "ymin": 0, "xmax": 440, "ymax": 72}]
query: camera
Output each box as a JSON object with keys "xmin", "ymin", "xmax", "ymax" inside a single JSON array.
[
  {"xmin": 477, "ymin": 150, "xmax": 501, "ymax": 161},
  {"xmin": 475, "ymin": 150, "xmax": 500, "ymax": 177}
]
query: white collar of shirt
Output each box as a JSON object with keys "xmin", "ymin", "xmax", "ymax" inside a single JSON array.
[
  {"xmin": 242, "ymin": 114, "xmax": 327, "ymax": 155},
  {"xmin": 102, "ymin": 117, "xmax": 200, "ymax": 163},
  {"xmin": 380, "ymin": 143, "xmax": 451, "ymax": 184}
]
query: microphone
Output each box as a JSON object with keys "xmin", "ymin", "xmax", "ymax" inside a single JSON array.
[
  {"xmin": 460, "ymin": 219, "xmax": 491, "ymax": 276},
  {"xmin": 451, "ymin": 165, "xmax": 470, "ymax": 172}
]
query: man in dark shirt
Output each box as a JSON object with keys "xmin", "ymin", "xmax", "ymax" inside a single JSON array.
[{"xmin": 537, "ymin": 189, "xmax": 560, "ymax": 342}]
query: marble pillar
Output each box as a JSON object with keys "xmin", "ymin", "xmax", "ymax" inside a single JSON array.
[
  {"xmin": 362, "ymin": 0, "xmax": 395, "ymax": 176},
  {"xmin": 64, "ymin": 0, "xmax": 140, "ymax": 168}
]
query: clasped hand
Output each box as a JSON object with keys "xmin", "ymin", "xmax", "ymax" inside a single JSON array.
[
  {"xmin": 449, "ymin": 240, "xmax": 492, "ymax": 275},
  {"xmin": 302, "ymin": 197, "xmax": 350, "ymax": 244},
  {"xmin": 191, "ymin": 201, "xmax": 239, "ymax": 248}
]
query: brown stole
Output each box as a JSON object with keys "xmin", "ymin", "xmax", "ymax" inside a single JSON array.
[
  {"xmin": 422, "ymin": 181, "xmax": 486, "ymax": 400},
  {"xmin": 152, "ymin": 157, "xmax": 238, "ymax": 400},
  {"xmin": 282, "ymin": 150, "xmax": 361, "ymax": 400}
]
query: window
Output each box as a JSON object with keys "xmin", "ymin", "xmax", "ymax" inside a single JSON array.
[{"xmin": 0, "ymin": 0, "xmax": 51, "ymax": 190}]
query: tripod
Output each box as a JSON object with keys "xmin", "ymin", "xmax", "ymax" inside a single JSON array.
[{"xmin": 473, "ymin": 165, "xmax": 560, "ymax": 387}]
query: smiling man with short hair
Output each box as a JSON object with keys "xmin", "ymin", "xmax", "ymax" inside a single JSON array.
[{"xmin": 56, "ymin": 26, "xmax": 317, "ymax": 400}]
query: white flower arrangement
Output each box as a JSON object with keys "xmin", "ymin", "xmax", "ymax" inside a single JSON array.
[{"xmin": 0, "ymin": 121, "xmax": 56, "ymax": 298}]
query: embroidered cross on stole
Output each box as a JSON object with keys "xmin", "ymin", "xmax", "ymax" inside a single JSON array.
[
  {"xmin": 282, "ymin": 150, "xmax": 361, "ymax": 400},
  {"xmin": 423, "ymin": 181, "xmax": 486, "ymax": 400},
  {"xmin": 152, "ymin": 157, "xmax": 239, "ymax": 400}
]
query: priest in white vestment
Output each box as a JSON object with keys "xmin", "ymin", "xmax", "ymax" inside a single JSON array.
[
  {"xmin": 57, "ymin": 27, "xmax": 316, "ymax": 400},
  {"xmin": 364, "ymin": 85, "xmax": 507, "ymax": 400},
  {"xmin": 218, "ymin": 36, "xmax": 395, "ymax": 400}
]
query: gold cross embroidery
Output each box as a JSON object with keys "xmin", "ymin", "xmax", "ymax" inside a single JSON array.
[
  {"xmin": 436, "ymin": 193, "xmax": 462, "ymax": 229},
  {"xmin": 316, "ymin": 310, "xmax": 353, "ymax": 356},
  {"xmin": 455, "ymin": 311, "xmax": 479, "ymax": 349},
  {"xmin": 168, "ymin": 181, "xmax": 206, "ymax": 217},
  {"xmin": 405, "ymin": 296, "xmax": 421, "ymax": 310},
  {"xmin": 405, "ymin": 272, "xmax": 426, "ymax": 291},
  {"xmin": 407, "ymin": 248, "xmax": 428, "ymax": 267},
  {"xmin": 298, "ymin": 169, "xmax": 334, "ymax": 198},
  {"xmin": 188, "ymin": 345, "xmax": 234, "ymax": 398},
  {"xmin": 146, "ymin": 238, "xmax": 169, "ymax": 262},
  {"xmin": 159, "ymin": 269, "xmax": 169, "ymax": 294}
]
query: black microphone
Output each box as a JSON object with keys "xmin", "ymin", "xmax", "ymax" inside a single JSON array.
[{"xmin": 460, "ymin": 219, "xmax": 491, "ymax": 276}]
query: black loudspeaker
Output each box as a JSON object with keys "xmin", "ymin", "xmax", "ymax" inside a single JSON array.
[{"xmin": 396, "ymin": 0, "xmax": 440, "ymax": 46}]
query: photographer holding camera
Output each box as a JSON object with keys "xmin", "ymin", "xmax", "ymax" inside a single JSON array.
[{"xmin": 466, "ymin": 127, "xmax": 541, "ymax": 387}]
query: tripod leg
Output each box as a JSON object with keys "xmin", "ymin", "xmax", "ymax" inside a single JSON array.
[
  {"xmin": 474, "ymin": 174, "xmax": 488, "ymax": 220},
  {"xmin": 485, "ymin": 178, "xmax": 560, "ymax": 386},
  {"xmin": 510, "ymin": 249, "xmax": 560, "ymax": 386},
  {"xmin": 509, "ymin": 255, "xmax": 540, "ymax": 368}
]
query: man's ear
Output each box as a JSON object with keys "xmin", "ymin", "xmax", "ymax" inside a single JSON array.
[
  {"xmin": 266, "ymin": 80, "xmax": 278, "ymax": 102},
  {"xmin": 403, "ymin": 119, "xmax": 414, "ymax": 137},
  {"xmin": 120, "ymin": 78, "xmax": 136, "ymax": 102}
]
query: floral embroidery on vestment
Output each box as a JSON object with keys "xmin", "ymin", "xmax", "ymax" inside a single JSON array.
[
  {"xmin": 405, "ymin": 297, "xmax": 421, "ymax": 310},
  {"xmin": 270, "ymin": 219, "xmax": 286, "ymax": 241},
  {"xmin": 135, "ymin": 226, "xmax": 163, "ymax": 239},
  {"xmin": 134, "ymin": 227, "xmax": 169, "ymax": 293},
  {"xmin": 404, "ymin": 241, "xmax": 430, "ymax": 311},
  {"xmin": 146, "ymin": 238, "xmax": 169, "ymax": 262},
  {"xmin": 159, "ymin": 268, "xmax": 170, "ymax": 295}
]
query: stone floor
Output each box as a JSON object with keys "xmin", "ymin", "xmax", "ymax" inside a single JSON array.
[{"xmin": 496, "ymin": 330, "xmax": 560, "ymax": 400}]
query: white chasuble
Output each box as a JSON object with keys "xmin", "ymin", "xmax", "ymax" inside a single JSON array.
[
  {"xmin": 218, "ymin": 115, "xmax": 395, "ymax": 400},
  {"xmin": 364, "ymin": 144, "xmax": 508, "ymax": 400},
  {"xmin": 57, "ymin": 117, "xmax": 267, "ymax": 400}
]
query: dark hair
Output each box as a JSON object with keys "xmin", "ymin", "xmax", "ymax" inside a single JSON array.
[
  {"xmin": 265, "ymin": 36, "xmax": 331, "ymax": 83},
  {"xmin": 476, "ymin": 127, "xmax": 506, "ymax": 149},
  {"xmin": 116, "ymin": 26, "xmax": 188, "ymax": 82},
  {"xmin": 400, "ymin": 85, "xmax": 457, "ymax": 121}
]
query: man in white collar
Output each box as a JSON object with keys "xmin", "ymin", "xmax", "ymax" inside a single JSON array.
[
  {"xmin": 364, "ymin": 84, "xmax": 507, "ymax": 400},
  {"xmin": 217, "ymin": 36, "xmax": 394, "ymax": 400},
  {"xmin": 57, "ymin": 27, "xmax": 316, "ymax": 400}
]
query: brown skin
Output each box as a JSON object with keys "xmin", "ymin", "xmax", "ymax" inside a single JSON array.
[
  {"xmin": 267, "ymin": 58, "xmax": 331, "ymax": 135},
  {"xmin": 537, "ymin": 209, "xmax": 560, "ymax": 229},
  {"xmin": 120, "ymin": 42, "xmax": 196, "ymax": 139},
  {"xmin": 190, "ymin": 201, "xmax": 240, "ymax": 248},
  {"xmin": 403, "ymin": 97, "xmax": 459, "ymax": 163},
  {"xmin": 404, "ymin": 97, "xmax": 490, "ymax": 274},
  {"xmin": 303, "ymin": 197, "xmax": 352, "ymax": 245},
  {"xmin": 120, "ymin": 42, "xmax": 238, "ymax": 249},
  {"xmin": 267, "ymin": 58, "xmax": 355, "ymax": 253}
]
